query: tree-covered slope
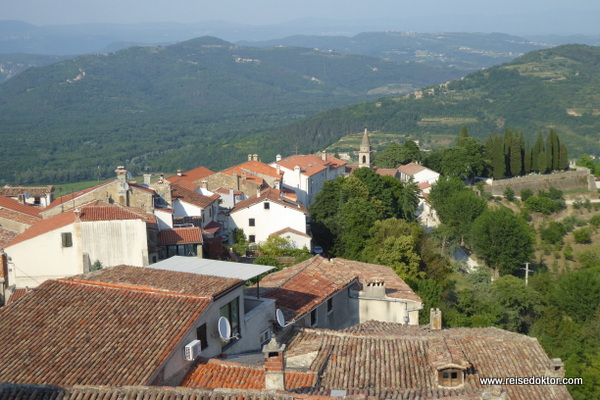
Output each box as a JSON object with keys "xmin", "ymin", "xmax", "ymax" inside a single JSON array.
[
  {"xmin": 0, "ymin": 36, "xmax": 463, "ymax": 184},
  {"xmin": 248, "ymin": 44, "xmax": 600, "ymax": 160}
]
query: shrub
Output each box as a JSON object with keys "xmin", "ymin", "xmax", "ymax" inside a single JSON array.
[
  {"xmin": 563, "ymin": 243, "xmax": 574, "ymax": 260},
  {"xmin": 503, "ymin": 186, "xmax": 515, "ymax": 201},
  {"xmin": 540, "ymin": 222, "xmax": 567, "ymax": 245},
  {"xmin": 578, "ymin": 247, "xmax": 600, "ymax": 268},
  {"xmin": 573, "ymin": 227, "xmax": 592, "ymax": 244},
  {"xmin": 525, "ymin": 196, "xmax": 563, "ymax": 215},
  {"xmin": 563, "ymin": 216, "xmax": 587, "ymax": 232},
  {"xmin": 520, "ymin": 188, "xmax": 533, "ymax": 201},
  {"xmin": 590, "ymin": 215, "xmax": 600, "ymax": 227}
]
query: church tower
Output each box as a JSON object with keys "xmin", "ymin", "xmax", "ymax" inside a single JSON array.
[{"xmin": 358, "ymin": 128, "xmax": 373, "ymax": 168}]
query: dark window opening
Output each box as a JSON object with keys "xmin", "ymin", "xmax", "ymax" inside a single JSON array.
[
  {"xmin": 439, "ymin": 369, "xmax": 463, "ymax": 387},
  {"xmin": 310, "ymin": 309, "xmax": 318, "ymax": 327},
  {"xmin": 249, "ymin": 218, "xmax": 255, "ymax": 227},
  {"xmin": 220, "ymin": 298, "xmax": 240, "ymax": 337},
  {"xmin": 61, "ymin": 232, "xmax": 73, "ymax": 248},
  {"xmin": 264, "ymin": 202, "xmax": 270, "ymax": 210},
  {"xmin": 249, "ymin": 235, "xmax": 256, "ymax": 243},
  {"xmin": 196, "ymin": 324, "xmax": 209, "ymax": 350},
  {"xmin": 327, "ymin": 298, "xmax": 333, "ymax": 313}
]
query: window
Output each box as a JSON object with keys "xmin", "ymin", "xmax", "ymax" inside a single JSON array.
[
  {"xmin": 310, "ymin": 309, "xmax": 318, "ymax": 327},
  {"xmin": 249, "ymin": 235, "xmax": 256, "ymax": 243},
  {"xmin": 220, "ymin": 298, "xmax": 240, "ymax": 337},
  {"xmin": 327, "ymin": 298, "xmax": 333, "ymax": 314},
  {"xmin": 438, "ymin": 369, "xmax": 463, "ymax": 387},
  {"xmin": 264, "ymin": 202, "xmax": 270, "ymax": 210},
  {"xmin": 196, "ymin": 324, "xmax": 209, "ymax": 350},
  {"xmin": 249, "ymin": 218, "xmax": 255, "ymax": 227},
  {"xmin": 33, "ymin": 197, "xmax": 41, "ymax": 205},
  {"xmin": 259, "ymin": 329, "xmax": 271, "ymax": 345},
  {"xmin": 61, "ymin": 232, "xmax": 73, "ymax": 248}
]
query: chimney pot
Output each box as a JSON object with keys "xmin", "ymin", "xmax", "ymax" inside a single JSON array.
[
  {"xmin": 430, "ymin": 308, "xmax": 442, "ymax": 330},
  {"xmin": 262, "ymin": 337, "xmax": 286, "ymax": 391},
  {"xmin": 248, "ymin": 154, "xmax": 253, "ymax": 161},
  {"xmin": 177, "ymin": 169, "xmax": 182, "ymax": 177},
  {"xmin": 276, "ymin": 154, "xmax": 282, "ymax": 162},
  {"xmin": 322, "ymin": 151, "xmax": 327, "ymax": 161}
]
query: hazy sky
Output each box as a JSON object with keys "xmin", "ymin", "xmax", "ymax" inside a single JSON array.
[{"xmin": 3, "ymin": 0, "xmax": 599, "ymax": 30}]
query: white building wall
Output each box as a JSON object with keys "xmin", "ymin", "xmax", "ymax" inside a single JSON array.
[
  {"xmin": 154, "ymin": 209, "xmax": 174, "ymax": 230},
  {"xmin": 277, "ymin": 164, "xmax": 345, "ymax": 207},
  {"xmin": 80, "ymin": 219, "xmax": 149, "ymax": 268},
  {"xmin": 173, "ymin": 200, "xmax": 202, "ymax": 218},
  {"xmin": 6, "ymin": 222, "xmax": 82, "ymax": 288},
  {"xmin": 229, "ymin": 201, "xmax": 307, "ymax": 245},
  {"xmin": 273, "ymin": 230, "xmax": 311, "ymax": 251},
  {"xmin": 414, "ymin": 169, "xmax": 440, "ymax": 185}
]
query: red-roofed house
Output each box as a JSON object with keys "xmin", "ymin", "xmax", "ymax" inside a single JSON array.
[
  {"xmin": 398, "ymin": 162, "xmax": 440, "ymax": 186},
  {"xmin": 4, "ymin": 202, "xmax": 158, "ymax": 288},
  {"xmin": 171, "ymin": 183, "xmax": 221, "ymax": 228},
  {"xmin": 158, "ymin": 227, "xmax": 203, "ymax": 259},
  {"xmin": 0, "ymin": 194, "xmax": 42, "ymax": 233},
  {"xmin": 272, "ymin": 152, "xmax": 346, "ymax": 206},
  {"xmin": 229, "ymin": 188, "xmax": 310, "ymax": 249},
  {"xmin": 0, "ymin": 185, "xmax": 54, "ymax": 207},
  {"xmin": 166, "ymin": 166, "xmax": 215, "ymax": 187}
]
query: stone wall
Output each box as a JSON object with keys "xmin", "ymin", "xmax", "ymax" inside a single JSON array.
[{"xmin": 489, "ymin": 169, "xmax": 595, "ymax": 196}]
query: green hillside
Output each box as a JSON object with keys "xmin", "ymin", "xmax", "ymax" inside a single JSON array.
[
  {"xmin": 0, "ymin": 36, "xmax": 466, "ymax": 184},
  {"xmin": 247, "ymin": 44, "xmax": 600, "ymax": 160}
]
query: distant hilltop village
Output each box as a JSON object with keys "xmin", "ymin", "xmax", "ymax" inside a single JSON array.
[{"xmin": 0, "ymin": 129, "xmax": 582, "ymax": 399}]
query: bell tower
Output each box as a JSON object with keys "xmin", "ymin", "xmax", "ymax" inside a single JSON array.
[{"xmin": 358, "ymin": 128, "xmax": 373, "ymax": 168}]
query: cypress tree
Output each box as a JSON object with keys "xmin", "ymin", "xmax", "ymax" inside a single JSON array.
[
  {"xmin": 458, "ymin": 125, "xmax": 469, "ymax": 147},
  {"xmin": 559, "ymin": 142, "xmax": 569, "ymax": 170},
  {"xmin": 532, "ymin": 132, "xmax": 544, "ymax": 172},
  {"xmin": 493, "ymin": 133, "xmax": 506, "ymax": 179},
  {"xmin": 510, "ymin": 136, "xmax": 523, "ymax": 176},
  {"xmin": 485, "ymin": 134, "xmax": 494, "ymax": 162},
  {"xmin": 546, "ymin": 131, "xmax": 554, "ymax": 171},
  {"xmin": 551, "ymin": 129, "xmax": 560, "ymax": 170},
  {"xmin": 504, "ymin": 129, "xmax": 513, "ymax": 156},
  {"xmin": 538, "ymin": 149, "xmax": 548, "ymax": 174},
  {"xmin": 524, "ymin": 141, "xmax": 532, "ymax": 174}
]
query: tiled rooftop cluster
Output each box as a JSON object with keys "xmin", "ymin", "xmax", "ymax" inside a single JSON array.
[
  {"xmin": 172, "ymin": 183, "xmax": 220, "ymax": 209},
  {"xmin": 158, "ymin": 227, "xmax": 203, "ymax": 245},
  {"xmin": 0, "ymin": 266, "xmax": 214, "ymax": 386},
  {"xmin": 280, "ymin": 322, "xmax": 572, "ymax": 400},
  {"xmin": 0, "ymin": 185, "xmax": 54, "ymax": 197},
  {"xmin": 275, "ymin": 154, "xmax": 346, "ymax": 177},
  {"xmin": 231, "ymin": 188, "xmax": 307, "ymax": 214}
]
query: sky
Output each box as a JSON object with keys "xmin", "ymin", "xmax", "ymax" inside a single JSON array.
[{"xmin": 2, "ymin": 0, "xmax": 600, "ymax": 34}]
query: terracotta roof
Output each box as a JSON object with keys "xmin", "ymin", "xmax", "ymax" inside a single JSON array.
[
  {"xmin": 169, "ymin": 177, "xmax": 200, "ymax": 191},
  {"xmin": 0, "ymin": 194, "xmax": 43, "ymax": 217},
  {"xmin": 331, "ymin": 258, "xmax": 422, "ymax": 303},
  {"xmin": 275, "ymin": 154, "xmax": 346, "ymax": 177},
  {"xmin": 5, "ymin": 202, "xmax": 156, "ymax": 248},
  {"xmin": 80, "ymin": 265, "xmax": 242, "ymax": 297},
  {"xmin": 418, "ymin": 182, "xmax": 432, "ymax": 190},
  {"xmin": 0, "ymin": 208, "xmax": 41, "ymax": 226},
  {"xmin": 167, "ymin": 166, "xmax": 215, "ymax": 185},
  {"xmin": 203, "ymin": 221, "xmax": 222, "ymax": 235},
  {"xmin": 43, "ymin": 181, "xmax": 112, "ymax": 212},
  {"xmin": 172, "ymin": 183, "xmax": 220, "ymax": 209},
  {"xmin": 397, "ymin": 163, "xmax": 438, "ymax": 177},
  {"xmin": 231, "ymin": 188, "xmax": 307, "ymax": 215},
  {"xmin": 129, "ymin": 183, "xmax": 156, "ymax": 194},
  {"xmin": 0, "ymin": 384, "xmax": 307, "ymax": 400},
  {"xmin": 284, "ymin": 322, "xmax": 572, "ymax": 400},
  {"xmin": 181, "ymin": 359, "xmax": 317, "ymax": 390},
  {"xmin": 256, "ymin": 256, "xmax": 358, "ymax": 322},
  {"xmin": 375, "ymin": 168, "xmax": 399, "ymax": 177},
  {"xmin": 222, "ymin": 160, "xmax": 283, "ymax": 179},
  {"xmin": 269, "ymin": 227, "xmax": 311, "ymax": 239},
  {"xmin": 0, "ymin": 227, "xmax": 18, "ymax": 249},
  {"xmin": 0, "ymin": 185, "xmax": 54, "ymax": 197},
  {"xmin": 0, "ymin": 275, "xmax": 212, "ymax": 386},
  {"xmin": 5, "ymin": 288, "xmax": 30, "ymax": 305},
  {"xmin": 158, "ymin": 227, "xmax": 203, "ymax": 245},
  {"xmin": 256, "ymin": 257, "xmax": 421, "ymax": 319}
]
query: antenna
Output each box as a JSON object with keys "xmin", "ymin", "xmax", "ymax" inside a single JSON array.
[
  {"xmin": 275, "ymin": 308, "xmax": 294, "ymax": 328},
  {"xmin": 218, "ymin": 316, "xmax": 239, "ymax": 341}
]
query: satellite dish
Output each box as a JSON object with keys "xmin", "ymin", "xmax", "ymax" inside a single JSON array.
[
  {"xmin": 218, "ymin": 316, "xmax": 233, "ymax": 341},
  {"xmin": 276, "ymin": 309, "xmax": 285, "ymax": 327},
  {"xmin": 275, "ymin": 308, "xmax": 294, "ymax": 328},
  {"xmin": 123, "ymin": 182, "xmax": 130, "ymax": 191}
]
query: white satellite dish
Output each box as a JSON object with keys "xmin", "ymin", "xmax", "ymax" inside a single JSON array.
[
  {"xmin": 218, "ymin": 316, "xmax": 237, "ymax": 341},
  {"xmin": 275, "ymin": 308, "xmax": 294, "ymax": 328}
]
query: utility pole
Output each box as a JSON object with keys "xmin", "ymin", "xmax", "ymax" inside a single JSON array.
[{"xmin": 521, "ymin": 262, "xmax": 533, "ymax": 286}]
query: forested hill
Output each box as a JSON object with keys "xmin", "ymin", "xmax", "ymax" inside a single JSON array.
[
  {"xmin": 0, "ymin": 36, "xmax": 463, "ymax": 184},
  {"xmin": 248, "ymin": 44, "xmax": 600, "ymax": 159}
]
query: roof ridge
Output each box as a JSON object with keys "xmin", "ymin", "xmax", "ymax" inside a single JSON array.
[{"xmin": 62, "ymin": 278, "xmax": 214, "ymax": 300}]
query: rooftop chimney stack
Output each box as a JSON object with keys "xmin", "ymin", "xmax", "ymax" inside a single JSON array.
[
  {"xmin": 201, "ymin": 180, "xmax": 209, "ymax": 190},
  {"xmin": 322, "ymin": 151, "xmax": 327, "ymax": 161},
  {"xmin": 276, "ymin": 154, "xmax": 282, "ymax": 162},
  {"xmin": 248, "ymin": 154, "xmax": 253, "ymax": 161},
  {"xmin": 253, "ymin": 154, "xmax": 259, "ymax": 161},
  {"xmin": 363, "ymin": 279, "xmax": 386, "ymax": 299},
  {"xmin": 550, "ymin": 358, "xmax": 565, "ymax": 378},
  {"xmin": 115, "ymin": 166, "xmax": 127, "ymax": 185},
  {"xmin": 177, "ymin": 170, "xmax": 182, "ymax": 177},
  {"xmin": 430, "ymin": 308, "xmax": 442, "ymax": 330},
  {"xmin": 257, "ymin": 187, "xmax": 262, "ymax": 198},
  {"xmin": 143, "ymin": 174, "xmax": 152, "ymax": 186},
  {"xmin": 262, "ymin": 337, "xmax": 286, "ymax": 391}
]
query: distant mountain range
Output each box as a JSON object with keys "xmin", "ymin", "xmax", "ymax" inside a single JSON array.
[
  {"xmin": 250, "ymin": 44, "xmax": 600, "ymax": 160},
  {"xmin": 0, "ymin": 36, "xmax": 463, "ymax": 184}
]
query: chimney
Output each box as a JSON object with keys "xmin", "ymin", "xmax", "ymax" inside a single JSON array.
[
  {"xmin": 274, "ymin": 179, "xmax": 281, "ymax": 190},
  {"xmin": 550, "ymin": 358, "xmax": 565, "ymax": 378},
  {"xmin": 362, "ymin": 279, "xmax": 386, "ymax": 299},
  {"xmin": 248, "ymin": 154, "xmax": 253, "ymax": 161},
  {"xmin": 430, "ymin": 308, "xmax": 442, "ymax": 330},
  {"xmin": 143, "ymin": 173, "xmax": 152, "ymax": 186},
  {"xmin": 322, "ymin": 150, "xmax": 327, "ymax": 161},
  {"xmin": 115, "ymin": 166, "xmax": 127, "ymax": 185},
  {"xmin": 253, "ymin": 154, "xmax": 259, "ymax": 161},
  {"xmin": 257, "ymin": 187, "xmax": 262, "ymax": 198},
  {"xmin": 276, "ymin": 164, "xmax": 281, "ymax": 175},
  {"xmin": 159, "ymin": 173, "xmax": 165, "ymax": 183},
  {"xmin": 276, "ymin": 154, "xmax": 282, "ymax": 162},
  {"xmin": 177, "ymin": 169, "xmax": 182, "ymax": 177},
  {"xmin": 262, "ymin": 337, "xmax": 286, "ymax": 391},
  {"xmin": 74, "ymin": 208, "xmax": 81, "ymax": 223},
  {"xmin": 201, "ymin": 180, "xmax": 209, "ymax": 190}
]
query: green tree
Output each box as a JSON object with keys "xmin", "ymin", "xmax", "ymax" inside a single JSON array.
[
  {"xmin": 510, "ymin": 135, "xmax": 523, "ymax": 176},
  {"xmin": 470, "ymin": 207, "xmax": 534, "ymax": 276},
  {"xmin": 492, "ymin": 133, "xmax": 505, "ymax": 179}
]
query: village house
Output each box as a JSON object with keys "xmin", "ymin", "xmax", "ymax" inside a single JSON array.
[
  {"xmin": 398, "ymin": 162, "xmax": 440, "ymax": 187},
  {"xmin": 166, "ymin": 165, "xmax": 215, "ymax": 187},
  {"xmin": 271, "ymin": 151, "xmax": 346, "ymax": 206},
  {"xmin": 0, "ymin": 185, "xmax": 54, "ymax": 207},
  {"xmin": 229, "ymin": 187, "xmax": 310, "ymax": 249},
  {"xmin": 0, "ymin": 263, "xmax": 277, "ymax": 387},
  {"xmin": 3, "ymin": 202, "xmax": 158, "ymax": 288},
  {"xmin": 255, "ymin": 256, "xmax": 422, "ymax": 330},
  {"xmin": 171, "ymin": 181, "xmax": 221, "ymax": 227},
  {"xmin": 0, "ymin": 194, "xmax": 42, "ymax": 233}
]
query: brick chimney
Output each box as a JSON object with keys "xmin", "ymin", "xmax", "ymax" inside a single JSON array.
[
  {"xmin": 177, "ymin": 169, "xmax": 182, "ymax": 177},
  {"xmin": 430, "ymin": 308, "xmax": 442, "ymax": 330},
  {"xmin": 115, "ymin": 166, "xmax": 127, "ymax": 185},
  {"xmin": 201, "ymin": 180, "xmax": 209, "ymax": 190},
  {"xmin": 276, "ymin": 154, "xmax": 282, "ymax": 162},
  {"xmin": 262, "ymin": 337, "xmax": 286, "ymax": 391},
  {"xmin": 322, "ymin": 151, "xmax": 327, "ymax": 161},
  {"xmin": 248, "ymin": 154, "xmax": 253, "ymax": 161},
  {"xmin": 143, "ymin": 173, "xmax": 152, "ymax": 186}
]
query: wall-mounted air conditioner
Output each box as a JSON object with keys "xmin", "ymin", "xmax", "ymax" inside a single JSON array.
[{"xmin": 184, "ymin": 339, "xmax": 202, "ymax": 361}]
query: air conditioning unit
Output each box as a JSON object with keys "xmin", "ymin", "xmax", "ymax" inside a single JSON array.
[{"xmin": 184, "ymin": 340, "xmax": 202, "ymax": 361}]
